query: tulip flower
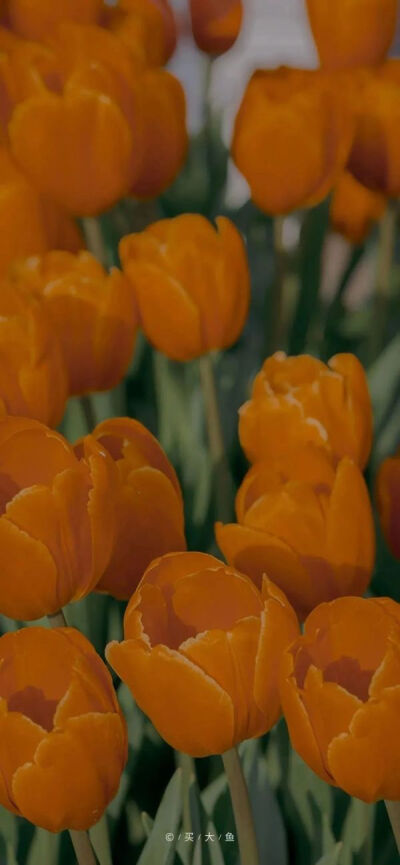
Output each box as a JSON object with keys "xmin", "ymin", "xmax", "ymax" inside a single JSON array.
[
  {"xmin": 119, "ymin": 214, "xmax": 250, "ymax": 361},
  {"xmin": 0, "ymin": 283, "xmax": 68, "ymax": 426},
  {"xmin": 6, "ymin": 0, "xmax": 102, "ymax": 41},
  {"xmin": 281, "ymin": 595, "xmax": 400, "ymax": 802},
  {"xmin": 376, "ymin": 449, "xmax": 400, "ymax": 560},
  {"xmin": 216, "ymin": 445, "xmax": 375, "ymax": 620},
  {"xmin": 239, "ymin": 352, "xmax": 373, "ymax": 469},
  {"xmin": 232, "ymin": 67, "xmax": 355, "ymax": 215},
  {"xmin": 330, "ymin": 171, "xmax": 386, "ymax": 245},
  {"xmin": 189, "ymin": 0, "xmax": 243, "ymax": 56},
  {"xmin": 106, "ymin": 552, "xmax": 299, "ymax": 757},
  {"xmin": 0, "ymin": 417, "xmax": 116, "ymax": 621},
  {"xmin": 129, "ymin": 67, "xmax": 187, "ymax": 199},
  {"xmin": 8, "ymin": 251, "xmax": 137, "ymax": 396},
  {"xmin": 0, "ymin": 626, "xmax": 127, "ymax": 831},
  {"xmin": 348, "ymin": 62, "xmax": 400, "ymax": 198},
  {"xmin": 75, "ymin": 418, "xmax": 186, "ymax": 599},
  {"xmin": 4, "ymin": 24, "xmax": 186, "ymax": 214},
  {"xmin": 0, "ymin": 147, "xmax": 83, "ymax": 278},
  {"xmin": 106, "ymin": 0, "xmax": 177, "ymax": 67},
  {"xmin": 305, "ymin": 0, "xmax": 397, "ymax": 71}
]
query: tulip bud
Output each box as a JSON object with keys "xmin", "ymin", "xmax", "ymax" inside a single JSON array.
[
  {"xmin": 75, "ymin": 418, "xmax": 186, "ymax": 599},
  {"xmin": 120, "ymin": 214, "xmax": 250, "ymax": 361},
  {"xmin": 107, "ymin": 552, "xmax": 299, "ymax": 756},
  {"xmin": 232, "ymin": 67, "xmax": 355, "ymax": 215},
  {"xmin": 189, "ymin": 0, "xmax": 243, "ymax": 56}
]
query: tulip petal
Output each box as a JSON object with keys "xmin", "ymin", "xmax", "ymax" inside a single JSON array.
[
  {"xmin": 12, "ymin": 713, "xmax": 126, "ymax": 832},
  {"xmin": 280, "ymin": 650, "xmax": 331, "ymax": 783},
  {"xmin": 172, "ymin": 566, "xmax": 262, "ymax": 633},
  {"xmin": 301, "ymin": 664, "xmax": 361, "ymax": 772},
  {"xmin": 0, "ymin": 517, "xmax": 58, "ymax": 620},
  {"xmin": 216, "ymin": 522, "xmax": 316, "ymax": 619},
  {"xmin": 327, "ymin": 689, "xmax": 400, "ymax": 802},
  {"xmin": 106, "ymin": 639, "xmax": 234, "ymax": 757},
  {"xmin": 326, "ymin": 457, "xmax": 375, "ymax": 596},
  {"xmin": 254, "ymin": 581, "xmax": 300, "ymax": 725},
  {"xmin": 0, "ymin": 701, "xmax": 46, "ymax": 813}
]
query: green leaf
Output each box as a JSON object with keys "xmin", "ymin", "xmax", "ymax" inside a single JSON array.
[
  {"xmin": 368, "ymin": 333, "xmax": 400, "ymax": 432},
  {"xmin": 340, "ymin": 799, "xmax": 374, "ymax": 865},
  {"xmin": 26, "ymin": 829, "xmax": 59, "ymax": 865},
  {"xmin": 288, "ymin": 200, "xmax": 330, "ymax": 354},
  {"xmin": 142, "ymin": 813, "xmax": 154, "ymax": 839},
  {"xmin": 314, "ymin": 844, "xmax": 343, "ymax": 865},
  {"xmin": 137, "ymin": 769, "xmax": 183, "ymax": 865},
  {"xmin": 89, "ymin": 815, "xmax": 113, "ymax": 865},
  {"xmin": 241, "ymin": 739, "xmax": 288, "ymax": 865},
  {"xmin": 6, "ymin": 840, "xmax": 19, "ymax": 865}
]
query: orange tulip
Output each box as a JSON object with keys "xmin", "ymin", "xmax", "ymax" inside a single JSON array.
[
  {"xmin": 8, "ymin": 251, "xmax": 137, "ymax": 396},
  {"xmin": 120, "ymin": 214, "xmax": 250, "ymax": 361},
  {"xmin": 239, "ymin": 352, "xmax": 373, "ymax": 469},
  {"xmin": 232, "ymin": 67, "xmax": 355, "ymax": 215},
  {"xmin": 189, "ymin": 0, "xmax": 243, "ymax": 56},
  {"xmin": 0, "ymin": 417, "xmax": 116, "ymax": 620},
  {"xmin": 305, "ymin": 0, "xmax": 397, "ymax": 70},
  {"xmin": 376, "ymin": 449, "xmax": 400, "ymax": 560},
  {"xmin": 75, "ymin": 418, "xmax": 186, "ymax": 599},
  {"xmin": 106, "ymin": 0, "xmax": 177, "ymax": 66},
  {"xmin": 6, "ymin": 0, "xmax": 102, "ymax": 41},
  {"xmin": 107, "ymin": 552, "xmax": 299, "ymax": 756},
  {"xmin": 348, "ymin": 62, "xmax": 400, "ymax": 198},
  {"xmin": 216, "ymin": 445, "xmax": 375, "ymax": 620},
  {"xmin": 281, "ymin": 595, "xmax": 400, "ymax": 802},
  {"xmin": 0, "ymin": 148, "xmax": 83, "ymax": 278},
  {"xmin": 0, "ymin": 283, "xmax": 67, "ymax": 426},
  {"xmin": 129, "ymin": 67, "xmax": 187, "ymax": 199},
  {"xmin": 4, "ymin": 23, "xmax": 186, "ymax": 214},
  {"xmin": 0, "ymin": 626, "xmax": 127, "ymax": 831},
  {"xmin": 330, "ymin": 171, "xmax": 386, "ymax": 245}
]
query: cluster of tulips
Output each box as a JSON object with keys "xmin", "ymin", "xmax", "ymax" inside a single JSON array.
[
  {"xmin": 0, "ymin": 0, "xmax": 400, "ymax": 863},
  {"xmin": 233, "ymin": 0, "xmax": 400, "ymax": 245},
  {"xmin": 0, "ymin": 203, "xmax": 399, "ymax": 845}
]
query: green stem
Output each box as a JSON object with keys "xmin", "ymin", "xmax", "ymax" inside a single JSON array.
[
  {"xmin": 385, "ymin": 801, "xmax": 400, "ymax": 855},
  {"xmin": 175, "ymin": 752, "xmax": 195, "ymax": 837},
  {"xmin": 222, "ymin": 748, "xmax": 259, "ymax": 865},
  {"xmin": 82, "ymin": 218, "xmax": 108, "ymax": 268},
  {"xmin": 199, "ymin": 354, "xmax": 234, "ymax": 523},
  {"xmin": 268, "ymin": 215, "xmax": 287, "ymax": 353},
  {"xmin": 48, "ymin": 609, "xmax": 102, "ymax": 865},
  {"xmin": 80, "ymin": 395, "xmax": 97, "ymax": 433},
  {"xmin": 70, "ymin": 829, "xmax": 98, "ymax": 865},
  {"xmin": 369, "ymin": 205, "xmax": 396, "ymax": 363}
]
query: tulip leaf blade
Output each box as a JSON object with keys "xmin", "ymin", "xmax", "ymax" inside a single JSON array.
[
  {"xmin": 26, "ymin": 829, "xmax": 59, "ymax": 865},
  {"xmin": 314, "ymin": 843, "xmax": 343, "ymax": 865},
  {"xmin": 340, "ymin": 799, "xmax": 374, "ymax": 865},
  {"xmin": 137, "ymin": 768, "xmax": 182, "ymax": 865},
  {"xmin": 241, "ymin": 739, "xmax": 288, "ymax": 865}
]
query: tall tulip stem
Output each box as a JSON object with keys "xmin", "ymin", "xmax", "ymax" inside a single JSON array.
[
  {"xmin": 80, "ymin": 394, "xmax": 97, "ymax": 433},
  {"xmin": 385, "ymin": 801, "xmax": 400, "ymax": 854},
  {"xmin": 48, "ymin": 609, "xmax": 102, "ymax": 865},
  {"xmin": 199, "ymin": 354, "xmax": 234, "ymax": 523},
  {"xmin": 222, "ymin": 748, "xmax": 259, "ymax": 865},
  {"xmin": 370, "ymin": 205, "xmax": 397, "ymax": 362},
  {"xmin": 48, "ymin": 609, "xmax": 68, "ymax": 628},
  {"xmin": 268, "ymin": 215, "xmax": 287, "ymax": 353},
  {"xmin": 70, "ymin": 829, "xmax": 98, "ymax": 865}
]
